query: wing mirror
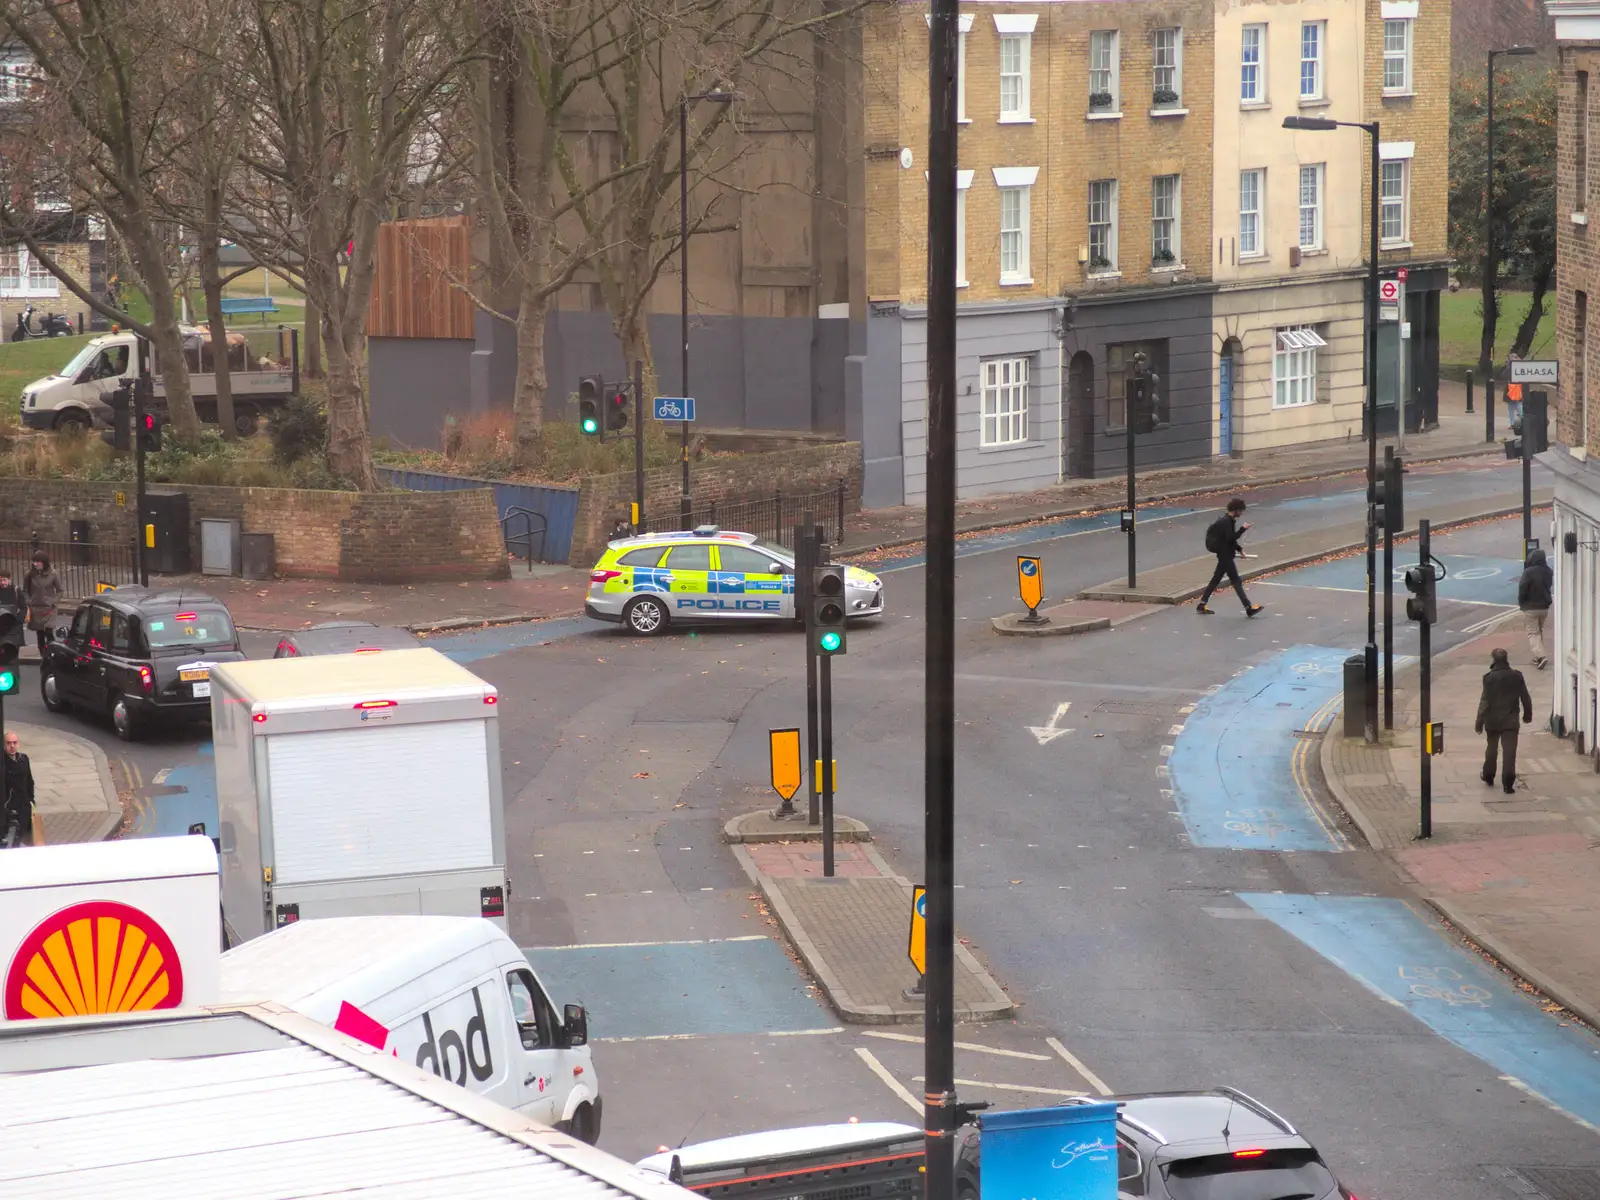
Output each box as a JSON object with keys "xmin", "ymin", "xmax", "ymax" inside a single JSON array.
[
  {"xmin": 769, "ymin": 561, "xmax": 787, "ymax": 574},
  {"xmin": 562, "ymin": 1003, "xmax": 588, "ymax": 1047}
]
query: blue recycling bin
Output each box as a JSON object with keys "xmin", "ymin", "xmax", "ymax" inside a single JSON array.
[{"xmin": 979, "ymin": 1102, "xmax": 1120, "ymax": 1200}]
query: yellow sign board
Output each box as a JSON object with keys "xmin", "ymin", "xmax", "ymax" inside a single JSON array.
[
  {"xmin": 1017, "ymin": 556, "xmax": 1043, "ymax": 612},
  {"xmin": 769, "ymin": 728, "xmax": 802, "ymax": 800},
  {"xmin": 144, "ymin": 524, "xmax": 155, "ymax": 549},
  {"xmin": 113, "ymin": 491, "xmax": 127, "ymax": 507},
  {"xmin": 908, "ymin": 885, "xmax": 927, "ymax": 975},
  {"xmin": 95, "ymin": 581, "xmax": 116, "ymax": 594}
]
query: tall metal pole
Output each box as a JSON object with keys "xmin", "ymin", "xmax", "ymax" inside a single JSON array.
[
  {"xmin": 925, "ymin": 0, "xmax": 960, "ymax": 1188},
  {"xmin": 1383, "ymin": 445, "xmax": 1395, "ymax": 730},
  {"xmin": 1125, "ymin": 378, "xmax": 1137, "ymax": 589},
  {"xmin": 1479, "ymin": 55, "xmax": 1498, "ymax": 387},
  {"xmin": 1419, "ymin": 519, "xmax": 1433, "ymax": 839},
  {"xmin": 1364, "ymin": 122, "xmax": 1380, "ymax": 745},
  {"xmin": 679, "ymin": 101, "xmax": 693, "ymax": 522},
  {"xmin": 134, "ymin": 377, "xmax": 148, "ymax": 587},
  {"xmin": 819, "ymin": 651, "xmax": 835, "ymax": 878},
  {"xmin": 800, "ymin": 515, "xmax": 820, "ymax": 826},
  {"xmin": 634, "ymin": 359, "xmax": 645, "ymax": 533},
  {"xmin": 1522, "ymin": 404, "xmax": 1534, "ymax": 543}
]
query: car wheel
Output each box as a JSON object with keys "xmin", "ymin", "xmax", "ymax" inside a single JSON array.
[
  {"xmin": 110, "ymin": 693, "xmax": 141, "ymax": 741},
  {"xmin": 53, "ymin": 410, "xmax": 90, "ymax": 434},
  {"xmin": 233, "ymin": 405, "xmax": 259, "ymax": 436},
  {"xmin": 566, "ymin": 1102, "xmax": 598, "ymax": 1145},
  {"xmin": 623, "ymin": 596, "xmax": 668, "ymax": 636},
  {"xmin": 41, "ymin": 670, "xmax": 70, "ymax": 713}
]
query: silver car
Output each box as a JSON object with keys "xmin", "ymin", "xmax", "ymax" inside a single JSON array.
[{"xmin": 584, "ymin": 527, "xmax": 885, "ymax": 635}]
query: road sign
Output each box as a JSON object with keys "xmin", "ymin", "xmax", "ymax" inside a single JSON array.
[
  {"xmin": 1379, "ymin": 279, "xmax": 1400, "ymax": 302},
  {"xmin": 1380, "ymin": 276, "xmax": 1403, "ymax": 323},
  {"xmin": 1397, "ymin": 268, "xmax": 1409, "ymax": 282},
  {"xmin": 653, "ymin": 396, "xmax": 696, "ymax": 422},
  {"xmin": 1510, "ymin": 360, "xmax": 1559, "ymax": 385},
  {"xmin": 1017, "ymin": 556, "xmax": 1043, "ymax": 613},
  {"xmin": 907, "ymin": 885, "xmax": 926, "ymax": 975},
  {"xmin": 769, "ymin": 728, "xmax": 801, "ymax": 801}
]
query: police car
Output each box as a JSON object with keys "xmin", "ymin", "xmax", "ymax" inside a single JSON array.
[{"xmin": 585, "ymin": 527, "xmax": 885, "ymax": 636}]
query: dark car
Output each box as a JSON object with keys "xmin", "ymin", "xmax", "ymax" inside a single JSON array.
[
  {"xmin": 954, "ymin": 1089, "xmax": 1355, "ymax": 1200},
  {"xmin": 272, "ymin": 620, "xmax": 421, "ymax": 658},
  {"xmin": 40, "ymin": 587, "xmax": 245, "ymax": 740}
]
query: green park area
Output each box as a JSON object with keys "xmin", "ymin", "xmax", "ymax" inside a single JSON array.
[{"xmin": 1439, "ymin": 289, "xmax": 1557, "ymax": 380}]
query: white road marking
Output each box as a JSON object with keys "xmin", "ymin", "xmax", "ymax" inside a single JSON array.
[
  {"xmin": 528, "ymin": 935, "xmax": 768, "ymax": 950},
  {"xmin": 1027, "ymin": 702, "xmax": 1074, "ymax": 745},
  {"xmin": 855, "ymin": 1047, "xmax": 922, "ymax": 1114},
  {"xmin": 151, "ymin": 768, "xmax": 172, "ymax": 785},
  {"xmin": 600, "ymin": 1027, "xmax": 844, "ymax": 1044},
  {"xmin": 861, "ymin": 1030, "xmax": 1054, "ymax": 1061},
  {"xmin": 1045, "ymin": 1036, "xmax": 1113, "ymax": 1096},
  {"xmin": 914, "ymin": 1076, "xmax": 1086, "ymax": 1098}
]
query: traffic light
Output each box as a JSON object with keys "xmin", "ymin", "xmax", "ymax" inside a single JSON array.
[
  {"xmin": 0, "ymin": 604, "xmax": 21, "ymax": 667},
  {"xmin": 139, "ymin": 412, "xmax": 163, "ymax": 452},
  {"xmin": 812, "ymin": 564, "xmax": 847, "ymax": 656},
  {"xmin": 606, "ymin": 388, "xmax": 630, "ymax": 433},
  {"xmin": 577, "ymin": 376, "xmax": 602, "ymax": 436},
  {"xmin": 1523, "ymin": 391, "xmax": 1549, "ymax": 455},
  {"xmin": 1404, "ymin": 563, "xmax": 1437, "ymax": 625},
  {"xmin": 0, "ymin": 668, "xmax": 16, "ymax": 696},
  {"xmin": 1374, "ymin": 453, "xmax": 1404, "ymax": 534},
  {"xmin": 101, "ymin": 382, "xmax": 132, "ymax": 451},
  {"xmin": 1128, "ymin": 372, "xmax": 1167, "ymax": 435}
]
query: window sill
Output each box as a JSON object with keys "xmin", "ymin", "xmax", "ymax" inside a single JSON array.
[
  {"xmin": 957, "ymin": 280, "xmax": 969, "ymax": 288},
  {"xmin": 997, "ymin": 115, "xmax": 1036, "ymax": 125},
  {"xmin": 1272, "ymin": 402, "xmax": 1320, "ymax": 411},
  {"xmin": 998, "ymin": 277, "xmax": 1035, "ymax": 287},
  {"xmin": 1380, "ymin": 240, "xmax": 1414, "ymax": 251},
  {"xmin": 1297, "ymin": 247, "xmax": 1328, "ymax": 258},
  {"xmin": 1149, "ymin": 106, "xmax": 1188, "ymax": 118},
  {"xmin": 1086, "ymin": 269, "xmax": 1122, "ymax": 280},
  {"xmin": 1086, "ymin": 110, "xmax": 1122, "ymax": 121},
  {"xmin": 1150, "ymin": 263, "xmax": 1187, "ymax": 274},
  {"xmin": 0, "ymin": 290, "xmax": 62, "ymax": 299},
  {"xmin": 1239, "ymin": 252, "xmax": 1269, "ymax": 263},
  {"xmin": 1381, "ymin": 89, "xmax": 1415, "ymax": 100},
  {"xmin": 979, "ymin": 440, "xmax": 1033, "ymax": 452},
  {"xmin": 957, "ymin": 117, "xmax": 971, "ymax": 125},
  {"xmin": 1298, "ymin": 96, "xmax": 1331, "ymax": 108},
  {"xmin": 1573, "ymin": 212, "xmax": 1589, "ymax": 226},
  {"xmin": 1239, "ymin": 100, "xmax": 1271, "ymax": 111}
]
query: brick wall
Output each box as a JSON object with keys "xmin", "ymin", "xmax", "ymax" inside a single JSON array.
[
  {"xmin": 0, "ymin": 242, "xmax": 94, "ymax": 333},
  {"xmin": 0, "ymin": 479, "xmax": 508, "ymax": 583},
  {"xmin": 1556, "ymin": 44, "xmax": 1600, "ymax": 452},
  {"xmin": 569, "ymin": 442, "xmax": 863, "ymax": 564},
  {"xmin": 1365, "ymin": 0, "xmax": 1452, "ymax": 267}
]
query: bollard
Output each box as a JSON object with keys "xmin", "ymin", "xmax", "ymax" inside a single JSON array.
[{"xmin": 1465, "ymin": 370, "xmax": 1474, "ymax": 414}]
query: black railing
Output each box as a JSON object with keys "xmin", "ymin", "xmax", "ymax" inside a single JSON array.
[
  {"xmin": 642, "ymin": 480, "xmax": 848, "ymax": 548},
  {"xmin": 0, "ymin": 538, "xmax": 140, "ymax": 601},
  {"xmin": 501, "ymin": 506, "xmax": 550, "ymax": 567}
]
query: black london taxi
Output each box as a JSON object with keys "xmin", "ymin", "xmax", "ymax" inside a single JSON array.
[{"xmin": 40, "ymin": 586, "xmax": 245, "ymax": 740}]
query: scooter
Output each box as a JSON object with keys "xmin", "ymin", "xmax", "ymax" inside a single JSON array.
[{"xmin": 9, "ymin": 304, "xmax": 73, "ymax": 341}]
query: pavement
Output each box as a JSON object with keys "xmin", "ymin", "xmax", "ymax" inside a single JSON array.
[
  {"xmin": 1320, "ymin": 624, "xmax": 1600, "ymax": 1034},
  {"xmin": 10, "ymin": 720, "xmax": 122, "ymax": 846}
]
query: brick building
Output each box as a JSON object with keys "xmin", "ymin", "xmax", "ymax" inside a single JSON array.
[{"xmin": 1543, "ymin": 0, "xmax": 1600, "ymax": 755}]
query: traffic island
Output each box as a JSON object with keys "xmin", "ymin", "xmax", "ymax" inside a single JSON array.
[
  {"xmin": 727, "ymin": 811, "xmax": 1014, "ymax": 1024},
  {"xmin": 992, "ymin": 597, "xmax": 1162, "ymax": 637},
  {"xmin": 724, "ymin": 810, "xmax": 871, "ymax": 844}
]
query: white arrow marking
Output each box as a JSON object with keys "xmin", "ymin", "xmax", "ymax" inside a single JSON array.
[{"xmin": 1027, "ymin": 702, "xmax": 1074, "ymax": 745}]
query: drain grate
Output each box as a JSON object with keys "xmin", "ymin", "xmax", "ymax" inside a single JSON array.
[
  {"xmin": 1094, "ymin": 700, "xmax": 1186, "ymax": 718},
  {"xmin": 1489, "ymin": 1166, "xmax": 1600, "ymax": 1199}
]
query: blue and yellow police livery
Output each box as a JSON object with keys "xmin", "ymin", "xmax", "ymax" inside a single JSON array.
[{"xmin": 585, "ymin": 527, "xmax": 885, "ymax": 636}]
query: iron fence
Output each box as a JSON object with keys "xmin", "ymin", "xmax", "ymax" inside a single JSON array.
[
  {"xmin": 0, "ymin": 538, "xmax": 140, "ymax": 601},
  {"xmin": 641, "ymin": 480, "xmax": 848, "ymax": 549}
]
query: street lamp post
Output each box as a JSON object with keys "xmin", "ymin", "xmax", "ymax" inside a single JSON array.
[
  {"xmin": 679, "ymin": 90, "xmax": 735, "ymax": 523},
  {"xmin": 1480, "ymin": 47, "xmax": 1538, "ymax": 392},
  {"xmin": 1284, "ymin": 114, "xmax": 1381, "ymax": 743}
]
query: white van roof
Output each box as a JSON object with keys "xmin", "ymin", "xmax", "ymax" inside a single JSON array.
[
  {"xmin": 211, "ymin": 647, "xmax": 495, "ymax": 711},
  {"xmin": 219, "ymin": 915, "xmax": 513, "ymax": 1019},
  {"xmin": 636, "ymin": 1123, "xmax": 922, "ymax": 1174},
  {"xmin": 0, "ymin": 835, "xmax": 216, "ymax": 893}
]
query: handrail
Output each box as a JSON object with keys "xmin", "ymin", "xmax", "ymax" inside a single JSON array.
[{"xmin": 501, "ymin": 505, "xmax": 549, "ymax": 567}]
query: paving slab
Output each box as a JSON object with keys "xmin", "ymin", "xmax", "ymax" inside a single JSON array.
[
  {"xmin": 991, "ymin": 598, "xmax": 1160, "ymax": 636},
  {"xmin": 9, "ymin": 720, "xmax": 121, "ymax": 846}
]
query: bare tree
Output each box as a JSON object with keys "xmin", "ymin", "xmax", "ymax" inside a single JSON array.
[{"xmin": 0, "ymin": 0, "xmax": 202, "ymax": 439}]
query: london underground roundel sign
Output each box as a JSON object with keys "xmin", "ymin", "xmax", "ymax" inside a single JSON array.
[{"xmin": 4, "ymin": 900, "xmax": 185, "ymax": 1020}]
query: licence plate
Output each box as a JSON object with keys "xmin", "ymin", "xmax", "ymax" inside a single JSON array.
[
  {"xmin": 192, "ymin": 682, "xmax": 211, "ymax": 698},
  {"xmin": 180, "ymin": 669, "xmax": 210, "ymax": 682}
]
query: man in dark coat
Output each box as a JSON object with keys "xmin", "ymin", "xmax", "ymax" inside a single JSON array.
[
  {"xmin": 1475, "ymin": 648, "xmax": 1534, "ymax": 794},
  {"xmin": 1518, "ymin": 547, "xmax": 1554, "ymax": 669},
  {"xmin": 2, "ymin": 730, "xmax": 35, "ymax": 847},
  {"xmin": 1196, "ymin": 498, "xmax": 1264, "ymax": 617}
]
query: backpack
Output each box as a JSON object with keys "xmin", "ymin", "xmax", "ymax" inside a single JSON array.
[{"xmin": 1204, "ymin": 516, "xmax": 1231, "ymax": 555}]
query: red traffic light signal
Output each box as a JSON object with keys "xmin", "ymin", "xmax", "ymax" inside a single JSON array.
[{"xmin": 607, "ymin": 390, "xmax": 630, "ymax": 432}]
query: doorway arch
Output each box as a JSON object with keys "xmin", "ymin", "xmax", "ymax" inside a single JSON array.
[
  {"xmin": 1067, "ymin": 350, "xmax": 1096, "ymax": 477},
  {"xmin": 1219, "ymin": 338, "xmax": 1243, "ymax": 458}
]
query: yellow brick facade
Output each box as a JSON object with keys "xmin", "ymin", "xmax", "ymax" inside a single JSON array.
[{"xmin": 1363, "ymin": 0, "xmax": 1451, "ymax": 266}]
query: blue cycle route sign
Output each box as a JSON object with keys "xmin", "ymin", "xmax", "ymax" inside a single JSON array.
[{"xmin": 653, "ymin": 396, "xmax": 696, "ymax": 422}]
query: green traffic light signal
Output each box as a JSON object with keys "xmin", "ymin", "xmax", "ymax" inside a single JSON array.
[
  {"xmin": 581, "ymin": 415, "xmax": 599, "ymax": 434},
  {"xmin": 0, "ymin": 669, "xmax": 15, "ymax": 695},
  {"xmin": 818, "ymin": 630, "xmax": 842, "ymax": 653}
]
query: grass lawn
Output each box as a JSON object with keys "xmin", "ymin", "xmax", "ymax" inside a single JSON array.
[
  {"xmin": 1440, "ymin": 288, "xmax": 1557, "ymax": 379},
  {"xmin": 0, "ymin": 334, "xmax": 94, "ymax": 411}
]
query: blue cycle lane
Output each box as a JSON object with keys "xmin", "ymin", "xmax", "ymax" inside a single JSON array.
[{"xmin": 869, "ymin": 505, "xmax": 1197, "ymax": 572}]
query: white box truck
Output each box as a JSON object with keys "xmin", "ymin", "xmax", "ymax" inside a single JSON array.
[
  {"xmin": 0, "ymin": 836, "xmax": 220, "ymax": 1023},
  {"xmin": 210, "ymin": 648, "xmax": 509, "ymax": 946}
]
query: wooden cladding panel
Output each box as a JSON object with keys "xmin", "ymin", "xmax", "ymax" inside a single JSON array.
[{"xmin": 367, "ymin": 217, "xmax": 475, "ymax": 340}]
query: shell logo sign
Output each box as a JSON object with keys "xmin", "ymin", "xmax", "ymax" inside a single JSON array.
[{"xmin": 4, "ymin": 900, "xmax": 185, "ymax": 1021}]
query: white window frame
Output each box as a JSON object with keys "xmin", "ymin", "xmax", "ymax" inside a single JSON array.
[
  {"xmin": 1089, "ymin": 29, "xmax": 1120, "ymax": 112},
  {"xmin": 0, "ymin": 52, "xmax": 37, "ymax": 104},
  {"xmin": 998, "ymin": 187, "xmax": 1028, "ymax": 284},
  {"xmin": 980, "ymin": 356, "xmax": 1030, "ymax": 447},
  {"xmin": 0, "ymin": 247, "xmax": 60, "ymax": 298},
  {"xmin": 1152, "ymin": 27, "xmax": 1182, "ymax": 106},
  {"xmin": 1088, "ymin": 178, "xmax": 1118, "ymax": 274},
  {"xmin": 1382, "ymin": 19, "xmax": 1413, "ymax": 95},
  {"xmin": 1299, "ymin": 21, "xmax": 1324, "ymax": 101},
  {"xmin": 926, "ymin": 14, "xmax": 976, "ymax": 122},
  {"xmin": 1273, "ymin": 325, "xmax": 1323, "ymax": 408},
  {"xmin": 1240, "ymin": 24, "xmax": 1266, "ymax": 104},
  {"xmin": 1239, "ymin": 169, "xmax": 1264, "ymax": 258},
  {"xmin": 926, "ymin": 170, "xmax": 975, "ymax": 287},
  {"xmin": 1298, "ymin": 163, "xmax": 1324, "ymax": 251},
  {"xmin": 1380, "ymin": 158, "xmax": 1410, "ymax": 245},
  {"xmin": 1151, "ymin": 174, "xmax": 1180, "ymax": 267},
  {"xmin": 994, "ymin": 14, "xmax": 1036, "ymax": 123}
]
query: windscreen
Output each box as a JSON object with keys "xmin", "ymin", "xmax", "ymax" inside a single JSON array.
[
  {"xmin": 1162, "ymin": 1149, "xmax": 1337, "ymax": 1200},
  {"xmin": 145, "ymin": 609, "xmax": 236, "ymax": 651},
  {"xmin": 57, "ymin": 341, "xmax": 104, "ymax": 379}
]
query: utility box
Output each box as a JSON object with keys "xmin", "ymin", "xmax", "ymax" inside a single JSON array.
[
  {"xmin": 141, "ymin": 488, "xmax": 191, "ymax": 575},
  {"xmin": 1344, "ymin": 654, "xmax": 1367, "ymax": 738},
  {"xmin": 200, "ymin": 518, "xmax": 242, "ymax": 577},
  {"xmin": 241, "ymin": 533, "xmax": 275, "ymax": 581},
  {"xmin": 67, "ymin": 519, "xmax": 90, "ymax": 565}
]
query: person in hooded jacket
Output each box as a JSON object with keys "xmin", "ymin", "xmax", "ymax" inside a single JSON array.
[
  {"xmin": 1475, "ymin": 648, "xmax": 1533, "ymax": 793},
  {"xmin": 1518, "ymin": 547, "xmax": 1553, "ymax": 669}
]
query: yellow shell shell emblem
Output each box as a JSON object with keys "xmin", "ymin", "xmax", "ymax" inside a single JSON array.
[{"xmin": 4, "ymin": 900, "xmax": 185, "ymax": 1020}]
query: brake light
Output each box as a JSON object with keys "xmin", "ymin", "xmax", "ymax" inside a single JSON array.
[
  {"xmin": 277, "ymin": 640, "xmax": 297, "ymax": 656},
  {"xmin": 1233, "ymin": 1150, "xmax": 1267, "ymax": 1159},
  {"xmin": 174, "ymin": 612, "xmax": 197, "ymax": 621},
  {"xmin": 484, "ymin": 695, "xmax": 497, "ymax": 704},
  {"xmin": 354, "ymin": 647, "xmax": 383, "ymax": 653},
  {"xmin": 138, "ymin": 665, "xmax": 153, "ymax": 693},
  {"xmin": 354, "ymin": 700, "xmax": 396, "ymax": 710},
  {"xmin": 590, "ymin": 569, "xmax": 621, "ymax": 583},
  {"xmin": 252, "ymin": 713, "xmax": 267, "ymax": 723}
]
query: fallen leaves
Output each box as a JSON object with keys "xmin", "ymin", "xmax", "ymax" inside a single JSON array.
[{"xmin": 633, "ymin": 772, "xmax": 651, "ymax": 779}]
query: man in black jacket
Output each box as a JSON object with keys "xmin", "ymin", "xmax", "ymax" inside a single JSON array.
[
  {"xmin": 1196, "ymin": 498, "xmax": 1264, "ymax": 617},
  {"xmin": 1518, "ymin": 548, "xmax": 1553, "ymax": 669},
  {"xmin": 1475, "ymin": 648, "xmax": 1534, "ymax": 794},
  {"xmin": 2, "ymin": 730, "xmax": 35, "ymax": 847}
]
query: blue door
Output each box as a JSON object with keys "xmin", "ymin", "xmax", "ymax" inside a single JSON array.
[{"xmin": 1218, "ymin": 352, "xmax": 1234, "ymax": 456}]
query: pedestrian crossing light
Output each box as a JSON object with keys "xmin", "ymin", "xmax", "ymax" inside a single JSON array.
[
  {"xmin": 607, "ymin": 389, "xmax": 630, "ymax": 432},
  {"xmin": 0, "ymin": 668, "xmax": 17, "ymax": 695},
  {"xmin": 1404, "ymin": 563, "xmax": 1437, "ymax": 625},
  {"xmin": 812, "ymin": 564, "xmax": 847, "ymax": 656},
  {"xmin": 578, "ymin": 376, "xmax": 603, "ymax": 436}
]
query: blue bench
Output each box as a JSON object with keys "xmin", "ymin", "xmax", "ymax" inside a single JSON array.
[{"xmin": 218, "ymin": 297, "xmax": 281, "ymax": 323}]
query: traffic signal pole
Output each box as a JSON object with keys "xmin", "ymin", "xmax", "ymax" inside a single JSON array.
[
  {"xmin": 799, "ymin": 516, "xmax": 820, "ymax": 827},
  {"xmin": 1383, "ymin": 445, "xmax": 1395, "ymax": 731},
  {"xmin": 819, "ymin": 649, "xmax": 835, "ymax": 878},
  {"xmin": 634, "ymin": 360, "xmax": 645, "ymax": 532},
  {"xmin": 1522, "ymin": 396, "xmax": 1534, "ymax": 545},
  {"xmin": 1125, "ymin": 377, "xmax": 1138, "ymax": 590},
  {"xmin": 134, "ymin": 376, "xmax": 149, "ymax": 586},
  {"xmin": 1419, "ymin": 519, "xmax": 1433, "ymax": 839}
]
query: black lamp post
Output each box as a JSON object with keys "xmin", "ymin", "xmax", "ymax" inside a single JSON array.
[
  {"xmin": 678, "ymin": 89, "xmax": 735, "ymax": 523},
  {"xmin": 1480, "ymin": 47, "xmax": 1538, "ymax": 389},
  {"xmin": 1285, "ymin": 114, "xmax": 1381, "ymax": 743}
]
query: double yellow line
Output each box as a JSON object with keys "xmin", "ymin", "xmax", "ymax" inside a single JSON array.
[{"xmin": 1291, "ymin": 694, "xmax": 1352, "ymax": 851}]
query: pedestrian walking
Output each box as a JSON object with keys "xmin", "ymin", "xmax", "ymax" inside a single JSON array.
[
  {"xmin": 1517, "ymin": 547, "xmax": 1553, "ymax": 669},
  {"xmin": 1475, "ymin": 647, "xmax": 1533, "ymax": 794},
  {"xmin": 2, "ymin": 730, "xmax": 35, "ymax": 848},
  {"xmin": 22, "ymin": 552, "xmax": 61, "ymax": 653},
  {"xmin": 1196, "ymin": 498, "xmax": 1264, "ymax": 617}
]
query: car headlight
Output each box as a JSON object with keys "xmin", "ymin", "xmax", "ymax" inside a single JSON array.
[{"xmin": 22, "ymin": 392, "xmax": 34, "ymax": 409}]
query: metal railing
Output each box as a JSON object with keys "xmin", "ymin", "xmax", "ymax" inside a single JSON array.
[
  {"xmin": 501, "ymin": 506, "xmax": 550, "ymax": 567},
  {"xmin": 0, "ymin": 538, "xmax": 139, "ymax": 601},
  {"xmin": 641, "ymin": 480, "xmax": 848, "ymax": 549}
]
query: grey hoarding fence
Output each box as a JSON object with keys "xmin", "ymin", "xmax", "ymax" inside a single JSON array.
[
  {"xmin": 377, "ymin": 467, "xmax": 579, "ymax": 563},
  {"xmin": 641, "ymin": 481, "xmax": 847, "ymax": 548}
]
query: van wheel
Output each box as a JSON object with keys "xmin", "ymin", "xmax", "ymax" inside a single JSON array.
[
  {"xmin": 567, "ymin": 1102, "xmax": 598, "ymax": 1144},
  {"xmin": 53, "ymin": 410, "xmax": 90, "ymax": 434},
  {"xmin": 623, "ymin": 596, "xmax": 668, "ymax": 636},
  {"xmin": 41, "ymin": 669, "xmax": 70, "ymax": 713},
  {"xmin": 233, "ymin": 405, "xmax": 259, "ymax": 436},
  {"xmin": 110, "ymin": 693, "xmax": 141, "ymax": 742}
]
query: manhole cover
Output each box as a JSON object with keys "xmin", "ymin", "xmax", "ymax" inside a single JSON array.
[
  {"xmin": 1492, "ymin": 1166, "xmax": 1600, "ymax": 1199},
  {"xmin": 1094, "ymin": 700, "xmax": 1184, "ymax": 718}
]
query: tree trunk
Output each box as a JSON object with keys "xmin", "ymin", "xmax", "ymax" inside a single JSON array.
[
  {"xmin": 197, "ymin": 200, "xmax": 236, "ymax": 440},
  {"xmin": 303, "ymin": 297, "xmax": 324, "ymax": 378},
  {"xmin": 323, "ymin": 327, "xmax": 377, "ymax": 489},
  {"xmin": 514, "ymin": 278, "xmax": 550, "ymax": 462},
  {"xmin": 615, "ymin": 302, "xmax": 657, "ymax": 404},
  {"xmin": 128, "ymin": 224, "xmax": 201, "ymax": 442},
  {"xmin": 1510, "ymin": 263, "xmax": 1555, "ymax": 359}
]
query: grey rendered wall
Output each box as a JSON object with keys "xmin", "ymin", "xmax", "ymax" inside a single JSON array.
[
  {"xmin": 900, "ymin": 302, "xmax": 1064, "ymax": 504},
  {"xmin": 858, "ymin": 308, "xmax": 904, "ymax": 508},
  {"xmin": 368, "ymin": 336, "xmax": 477, "ymax": 449}
]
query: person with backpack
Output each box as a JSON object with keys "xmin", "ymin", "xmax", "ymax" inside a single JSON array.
[
  {"xmin": 1197, "ymin": 498, "xmax": 1264, "ymax": 617},
  {"xmin": 1517, "ymin": 547, "xmax": 1553, "ymax": 669}
]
